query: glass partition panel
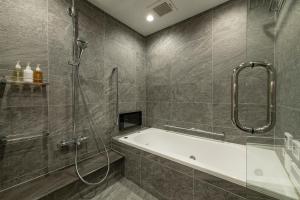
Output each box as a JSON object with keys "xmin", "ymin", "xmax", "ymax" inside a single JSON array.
[{"xmin": 246, "ymin": 0, "xmax": 300, "ymax": 199}]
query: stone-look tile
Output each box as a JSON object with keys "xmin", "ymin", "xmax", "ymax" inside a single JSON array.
[
  {"xmin": 170, "ymin": 38, "xmax": 212, "ymax": 85},
  {"xmin": 49, "ymin": 75, "xmax": 72, "ymax": 106},
  {"xmin": 212, "ymin": 0, "xmax": 247, "ymax": 66},
  {"xmin": 238, "ymin": 68, "xmax": 268, "ymax": 105},
  {"xmin": 171, "ymin": 102, "xmax": 212, "ymax": 125},
  {"xmin": 212, "ymin": 0, "xmax": 247, "ymax": 109},
  {"xmin": 213, "ymin": 103, "xmax": 274, "ymax": 138},
  {"xmin": 2, "ymin": 85, "xmax": 47, "ymax": 108},
  {"xmin": 119, "ymin": 83, "xmax": 137, "ymax": 103},
  {"xmin": 194, "ymin": 170, "xmax": 246, "ymax": 198},
  {"xmin": 105, "ymin": 16, "xmax": 145, "ymax": 54},
  {"xmin": 77, "ymin": 28, "xmax": 105, "ymax": 81},
  {"xmin": 92, "ymin": 178, "xmax": 158, "ymax": 200},
  {"xmin": 136, "ymin": 52, "xmax": 147, "ymax": 102},
  {"xmin": 171, "ymin": 82, "xmax": 211, "ymax": 103},
  {"xmin": 147, "ymin": 85, "xmax": 171, "ymax": 101},
  {"xmin": 168, "ymin": 10, "xmax": 212, "ymax": 48},
  {"xmin": 136, "ymin": 102, "xmax": 147, "ymax": 126},
  {"xmin": 0, "ymin": 0, "xmax": 48, "ymax": 71},
  {"xmin": 246, "ymin": 187, "xmax": 278, "ymax": 200},
  {"xmin": 119, "ymin": 102, "xmax": 137, "ymax": 114},
  {"xmin": 104, "ymin": 37, "xmax": 136, "ymax": 85},
  {"xmin": 0, "ymin": 137, "xmax": 45, "ymax": 188},
  {"xmin": 112, "ymin": 143, "xmax": 141, "ymax": 185},
  {"xmin": 141, "ymin": 157, "xmax": 193, "ymax": 200},
  {"xmin": 147, "ymin": 61, "xmax": 171, "ymax": 87},
  {"xmin": 247, "ymin": 0, "xmax": 275, "ymax": 63},
  {"xmin": 146, "ymin": 117, "xmax": 170, "ymax": 129},
  {"xmin": 147, "ymin": 101, "xmax": 171, "ymax": 121},
  {"xmin": 194, "ymin": 180, "xmax": 246, "ymax": 200},
  {"xmin": 141, "ymin": 151, "xmax": 193, "ymax": 177},
  {"xmin": 48, "ymin": 105, "xmax": 72, "ymax": 136},
  {"xmin": 212, "ymin": 54, "xmax": 246, "ymax": 104},
  {"xmin": 48, "ymin": 0, "xmax": 71, "ymax": 23},
  {"xmin": 6, "ymin": 106, "xmax": 48, "ymax": 137},
  {"xmin": 275, "ymin": 106, "xmax": 300, "ymax": 139},
  {"xmin": 213, "ymin": 103, "xmax": 243, "ymax": 129},
  {"xmin": 48, "ymin": 6, "xmax": 72, "ymax": 76},
  {"xmin": 77, "ymin": 78, "xmax": 106, "ymax": 105}
]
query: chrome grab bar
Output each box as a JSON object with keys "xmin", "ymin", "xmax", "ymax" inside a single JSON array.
[
  {"xmin": 231, "ymin": 61, "xmax": 276, "ymax": 134},
  {"xmin": 163, "ymin": 125, "xmax": 225, "ymax": 136}
]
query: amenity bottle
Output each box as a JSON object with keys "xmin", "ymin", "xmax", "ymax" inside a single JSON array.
[
  {"xmin": 33, "ymin": 64, "xmax": 43, "ymax": 83},
  {"xmin": 23, "ymin": 63, "xmax": 33, "ymax": 83},
  {"xmin": 12, "ymin": 61, "xmax": 23, "ymax": 82}
]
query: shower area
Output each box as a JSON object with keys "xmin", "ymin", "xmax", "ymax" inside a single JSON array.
[{"xmin": 0, "ymin": 0, "xmax": 300, "ymax": 199}]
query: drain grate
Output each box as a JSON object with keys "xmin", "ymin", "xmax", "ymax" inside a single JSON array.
[{"xmin": 189, "ymin": 155, "xmax": 196, "ymax": 160}]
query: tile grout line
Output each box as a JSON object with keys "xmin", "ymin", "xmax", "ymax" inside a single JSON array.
[{"xmin": 211, "ymin": 9, "xmax": 215, "ymax": 135}]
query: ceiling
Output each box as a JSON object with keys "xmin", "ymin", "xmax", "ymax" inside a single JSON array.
[{"xmin": 88, "ymin": 0, "xmax": 230, "ymax": 36}]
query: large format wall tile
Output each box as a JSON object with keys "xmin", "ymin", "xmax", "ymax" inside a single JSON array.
[
  {"xmin": 141, "ymin": 157, "xmax": 193, "ymax": 200},
  {"xmin": 0, "ymin": 0, "xmax": 48, "ymax": 70},
  {"xmin": 171, "ymin": 102, "xmax": 212, "ymax": 125},
  {"xmin": 212, "ymin": 0, "xmax": 247, "ymax": 66}
]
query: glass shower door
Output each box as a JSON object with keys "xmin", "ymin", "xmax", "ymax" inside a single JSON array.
[{"xmin": 243, "ymin": 0, "xmax": 300, "ymax": 199}]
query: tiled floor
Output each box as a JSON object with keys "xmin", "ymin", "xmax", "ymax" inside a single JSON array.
[{"xmin": 92, "ymin": 178, "xmax": 158, "ymax": 200}]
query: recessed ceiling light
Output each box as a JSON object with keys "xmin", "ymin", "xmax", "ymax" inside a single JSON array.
[{"xmin": 146, "ymin": 14, "xmax": 154, "ymax": 22}]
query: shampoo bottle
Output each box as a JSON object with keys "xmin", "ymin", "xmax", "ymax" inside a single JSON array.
[
  {"xmin": 23, "ymin": 63, "xmax": 33, "ymax": 83},
  {"xmin": 12, "ymin": 61, "xmax": 23, "ymax": 82},
  {"xmin": 33, "ymin": 64, "xmax": 43, "ymax": 83}
]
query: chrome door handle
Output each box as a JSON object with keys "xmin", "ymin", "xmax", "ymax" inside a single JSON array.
[{"xmin": 231, "ymin": 61, "xmax": 276, "ymax": 134}]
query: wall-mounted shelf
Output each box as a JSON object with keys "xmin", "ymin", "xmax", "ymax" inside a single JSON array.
[{"xmin": 4, "ymin": 76, "xmax": 49, "ymax": 87}]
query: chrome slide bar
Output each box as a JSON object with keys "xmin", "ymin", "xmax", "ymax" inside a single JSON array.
[{"xmin": 231, "ymin": 61, "xmax": 276, "ymax": 134}]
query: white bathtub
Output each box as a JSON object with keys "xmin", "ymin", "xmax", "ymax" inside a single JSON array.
[
  {"xmin": 116, "ymin": 128, "xmax": 300, "ymax": 200},
  {"xmin": 118, "ymin": 128, "xmax": 246, "ymax": 186}
]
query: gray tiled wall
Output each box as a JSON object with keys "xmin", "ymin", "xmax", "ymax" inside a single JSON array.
[
  {"xmin": 0, "ymin": 0, "xmax": 145, "ymax": 191},
  {"xmin": 146, "ymin": 0, "xmax": 275, "ymax": 144}
]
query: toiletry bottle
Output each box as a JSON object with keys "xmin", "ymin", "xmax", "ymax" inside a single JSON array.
[
  {"xmin": 23, "ymin": 63, "xmax": 33, "ymax": 83},
  {"xmin": 33, "ymin": 64, "xmax": 43, "ymax": 83},
  {"xmin": 12, "ymin": 61, "xmax": 23, "ymax": 82}
]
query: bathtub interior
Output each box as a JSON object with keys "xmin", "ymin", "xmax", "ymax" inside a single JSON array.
[
  {"xmin": 118, "ymin": 128, "xmax": 300, "ymax": 200},
  {"xmin": 124, "ymin": 128, "xmax": 246, "ymax": 183}
]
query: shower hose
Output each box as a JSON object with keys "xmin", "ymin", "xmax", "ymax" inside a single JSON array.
[{"xmin": 73, "ymin": 65, "xmax": 110, "ymax": 185}]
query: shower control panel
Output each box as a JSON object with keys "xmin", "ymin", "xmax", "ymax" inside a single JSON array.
[{"xmin": 57, "ymin": 136, "xmax": 88, "ymax": 151}]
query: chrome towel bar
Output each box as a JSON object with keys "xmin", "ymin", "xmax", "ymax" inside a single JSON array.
[{"xmin": 231, "ymin": 61, "xmax": 276, "ymax": 134}]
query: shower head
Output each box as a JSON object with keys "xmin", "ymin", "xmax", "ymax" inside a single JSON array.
[
  {"xmin": 77, "ymin": 39, "xmax": 88, "ymax": 59},
  {"xmin": 77, "ymin": 39, "xmax": 88, "ymax": 50}
]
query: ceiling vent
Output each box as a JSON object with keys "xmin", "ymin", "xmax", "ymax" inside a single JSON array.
[{"xmin": 152, "ymin": 1, "xmax": 176, "ymax": 17}]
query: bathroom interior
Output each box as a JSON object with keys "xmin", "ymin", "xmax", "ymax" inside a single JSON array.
[{"xmin": 0, "ymin": 0, "xmax": 300, "ymax": 199}]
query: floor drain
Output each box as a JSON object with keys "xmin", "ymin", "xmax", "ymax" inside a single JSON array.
[{"xmin": 189, "ymin": 155, "xmax": 196, "ymax": 160}]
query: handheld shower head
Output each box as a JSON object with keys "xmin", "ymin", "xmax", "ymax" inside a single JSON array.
[
  {"xmin": 77, "ymin": 39, "xmax": 88, "ymax": 49},
  {"xmin": 77, "ymin": 39, "xmax": 88, "ymax": 59}
]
